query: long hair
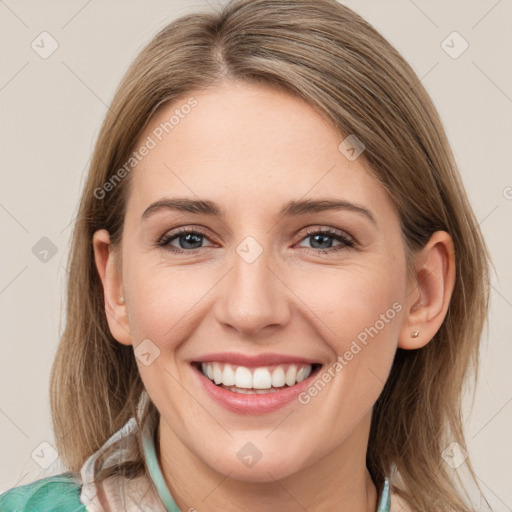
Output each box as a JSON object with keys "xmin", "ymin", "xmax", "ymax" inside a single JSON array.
[{"xmin": 49, "ymin": 1, "xmax": 491, "ymax": 509}]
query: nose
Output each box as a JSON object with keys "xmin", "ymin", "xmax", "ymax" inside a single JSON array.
[{"xmin": 213, "ymin": 242, "xmax": 291, "ymax": 338}]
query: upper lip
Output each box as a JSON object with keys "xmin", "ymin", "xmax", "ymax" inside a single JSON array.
[{"xmin": 192, "ymin": 352, "xmax": 321, "ymax": 367}]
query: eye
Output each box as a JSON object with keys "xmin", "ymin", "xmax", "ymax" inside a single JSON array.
[
  {"xmin": 296, "ymin": 227, "xmax": 354, "ymax": 254},
  {"xmin": 158, "ymin": 228, "xmax": 214, "ymax": 253},
  {"xmin": 157, "ymin": 226, "xmax": 355, "ymax": 255}
]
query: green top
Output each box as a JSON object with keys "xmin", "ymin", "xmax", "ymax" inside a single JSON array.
[
  {"xmin": 0, "ymin": 473, "xmax": 87, "ymax": 511},
  {"xmin": 0, "ymin": 422, "xmax": 391, "ymax": 511}
]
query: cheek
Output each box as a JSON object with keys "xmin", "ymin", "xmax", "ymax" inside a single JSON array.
[
  {"xmin": 293, "ymin": 265, "xmax": 405, "ymax": 426},
  {"xmin": 293, "ymin": 260, "xmax": 406, "ymax": 349},
  {"xmin": 123, "ymin": 255, "xmax": 213, "ymax": 344}
]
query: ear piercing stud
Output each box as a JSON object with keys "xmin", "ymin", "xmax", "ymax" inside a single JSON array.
[
  {"xmin": 119, "ymin": 296, "xmax": 125, "ymax": 304},
  {"xmin": 411, "ymin": 331, "xmax": 419, "ymax": 338}
]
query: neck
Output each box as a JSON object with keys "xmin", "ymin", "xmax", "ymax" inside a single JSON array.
[{"xmin": 157, "ymin": 412, "xmax": 378, "ymax": 512}]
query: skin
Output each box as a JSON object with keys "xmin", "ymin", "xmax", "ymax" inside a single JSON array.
[{"xmin": 93, "ymin": 80, "xmax": 455, "ymax": 511}]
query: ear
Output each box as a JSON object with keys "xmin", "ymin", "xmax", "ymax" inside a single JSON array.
[
  {"xmin": 398, "ymin": 231, "xmax": 456, "ymax": 350},
  {"xmin": 92, "ymin": 229, "xmax": 132, "ymax": 346}
]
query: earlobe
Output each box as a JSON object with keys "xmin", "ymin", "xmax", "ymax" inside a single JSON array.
[
  {"xmin": 398, "ymin": 231, "xmax": 456, "ymax": 350},
  {"xmin": 92, "ymin": 229, "xmax": 132, "ymax": 346}
]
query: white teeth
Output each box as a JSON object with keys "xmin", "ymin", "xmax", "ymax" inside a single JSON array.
[
  {"xmin": 271, "ymin": 367, "xmax": 286, "ymax": 388},
  {"xmin": 198, "ymin": 362, "xmax": 314, "ymax": 389},
  {"xmin": 222, "ymin": 364, "xmax": 236, "ymax": 386},
  {"xmin": 222, "ymin": 385, "xmax": 281, "ymax": 394},
  {"xmin": 285, "ymin": 365, "xmax": 297, "ymax": 386},
  {"xmin": 252, "ymin": 368, "xmax": 272, "ymax": 389},
  {"xmin": 235, "ymin": 366, "xmax": 253, "ymax": 389},
  {"xmin": 213, "ymin": 363, "xmax": 223, "ymax": 385}
]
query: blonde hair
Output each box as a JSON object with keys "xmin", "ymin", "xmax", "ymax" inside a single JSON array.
[{"xmin": 49, "ymin": 0, "xmax": 491, "ymax": 509}]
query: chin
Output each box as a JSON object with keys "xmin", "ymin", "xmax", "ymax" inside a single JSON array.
[{"xmin": 202, "ymin": 447, "xmax": 311, "ymax": 483}]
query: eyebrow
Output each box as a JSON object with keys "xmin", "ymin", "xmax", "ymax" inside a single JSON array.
[{"xmin": 141, "ymin": 197, "xmax": 376, "ymax": 225}]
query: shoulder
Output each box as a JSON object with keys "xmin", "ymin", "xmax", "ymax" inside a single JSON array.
[{"xmin": 0, "ymin": 472, "xmax": 87, "ymax": 511}]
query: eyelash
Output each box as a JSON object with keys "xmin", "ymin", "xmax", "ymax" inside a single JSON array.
[{"xmin": 157, "ymin": 226, "xmax": 355, "ymax": 256}]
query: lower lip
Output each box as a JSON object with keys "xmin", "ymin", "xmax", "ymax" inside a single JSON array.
[{"xmin": 192, "ymin": 364, "xmax": 320, "ymax": 415}]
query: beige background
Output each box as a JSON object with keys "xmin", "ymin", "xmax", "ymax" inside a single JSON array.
[{"xmin": 0, "ymin": 0, "xmax": 511, "ymax": 509}]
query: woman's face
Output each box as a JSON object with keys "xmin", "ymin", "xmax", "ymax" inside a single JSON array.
[{"xmin": 102, "ymin": 81, "xmax": 412, "ymax": 481}]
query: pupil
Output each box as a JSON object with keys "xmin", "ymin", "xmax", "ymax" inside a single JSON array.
[
  {"xmin": 181, "ymin": 233, "xmax": 202, "ymax": 249},
  {"xmin": 311, "ymin": 234, "xmax": 332, "ymax": 249}
]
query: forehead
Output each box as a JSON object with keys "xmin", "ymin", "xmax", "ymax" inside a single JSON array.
[{"xmin": 125, "ymin": 81, "xmax": 393, "ymax": 219}]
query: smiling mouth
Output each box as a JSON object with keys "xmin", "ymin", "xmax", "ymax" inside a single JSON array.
[{"xmin": 192, "ymin": 361, "xmax": 322, "ymax": 394}]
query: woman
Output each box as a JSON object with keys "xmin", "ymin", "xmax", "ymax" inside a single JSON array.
[{"xmin": 0, "ymin": 0, "xmax": 491, "ymax": 510}]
